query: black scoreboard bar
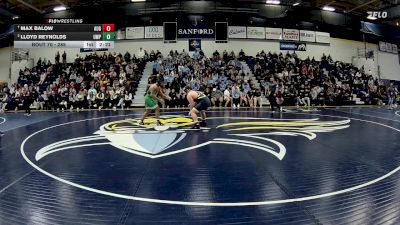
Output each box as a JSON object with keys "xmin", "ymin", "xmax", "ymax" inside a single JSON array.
[
  {"xmin": 15, "ymin": 24, "xmax": 109, "ymax": 32},
  {"xmin": 14, "ymin": 23, "xmax": 115, "ymax": 49},
  {"xmin": 14, "ymin": 32, "xmax": 104, "ymax": 41}
]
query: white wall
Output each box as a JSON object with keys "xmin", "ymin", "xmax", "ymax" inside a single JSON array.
[
  {"xmin": 377, "ymin": 52, "xmax": 400, "ymax": 80},
  {"xmin": 29, "ymin": 48, "xmax": 79, "ymax": 65},
  {"xmin": 0, "ymin": 47, "xmax": 11, "ymax": 83},
  {"xmin": 1, "ymin": 37, "xmax": 399, "ymax": 83},
  {"xmin": 113, "ymin": 38, "xmax": 369, "ymax": 63},
  {"xmin": 23, "ymin": 38, "xmax": 377, "ymax": 64}
]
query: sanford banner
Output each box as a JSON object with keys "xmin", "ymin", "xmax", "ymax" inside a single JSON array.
[
  {"xmin": 177, "ymin": 24, "xmax": 214, "ymax": 39},
  {"xmin": 280, "ymin": 42, "xmax": 307, "ymax": 51}
]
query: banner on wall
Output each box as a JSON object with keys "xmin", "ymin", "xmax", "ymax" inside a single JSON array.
[
  {"xmin": 126, "ymin": 27, "xmax": 145, "ymax": 39},
  {"xmin": 379, "ymin": 41, "xmax": 398, "ymax": 54},
  {"xmin": 265, "ymin": 27, "xmax": 282, "ymax": 40},
  {"xmin": 228, "ymin": 26, "xmax": 246, "ymax": 38},
  {"xmin": 80, "ymin": 48, "xmax": 108, "ymax": 52},
  {"xmin": 300, "ymin": 30, "xmax": 316, "ymax": 42},
  {"xmin": 189, "ymin": 39, "xmax": 201, "ymax": 51},
  {"xmin": 247, "ymin": 27, "xmax": 265, "ymax": 39},
  {"xmin": 392, "ymin": 44, "xmax": 398, "ymax": 54},
  {"xmin": 282, "ymin": 29, "xmax": 299, "ymax": 41},
  {"xmin": 280, "ymin": 42, "xmax": 306, "ymax": 51},
  {"xmin": 379, "ymin": 41, "xmax": 387, "ymax": 52},
  {"xmin": 315, "ymin": 32, "xmax": 330, "ymax": 44},
  {"xmin": 145, "ymin": 26, "xmax": 163, "ymax": 39},
  {"xmin": 177, "ymin": 24, "xmax": 214, "ymax": 39},
  {"xmin": 386, "ymin": 42, "xmax": 393, "ymax": 52}
]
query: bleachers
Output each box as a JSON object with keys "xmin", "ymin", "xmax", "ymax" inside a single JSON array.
[{"xmin": 2, "ymin": 49, "xmax": 397, "ymax": 111}]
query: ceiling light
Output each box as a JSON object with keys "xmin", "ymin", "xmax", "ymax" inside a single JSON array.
[
  {"xmin": 131, "ymin": 0, "xmax": 146, "ymax": 2},
  {"xmin": 53, "ymin": 6, "xmax": 66, "ymax": 12},
  {"xmin": 293, "ymin": 2, "xmax": 300, "ymax": 6},
  {"xmin": 322, "ymin": 6, "xmax": 335, "ymax": 12},
  {"xmin": 266, "ymin": 0, "xmax": 280, "ymax": 5},
  {"xmin": 12, "ymin": 16, "xmax": 19, "ymax": 20},
  {"xmin": 366, "ymin": 15, "xmax": 377, "ymax": 20}
]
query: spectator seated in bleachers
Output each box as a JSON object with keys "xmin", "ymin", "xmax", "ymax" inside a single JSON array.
[{"xmin": 0, "ymin": 50, "xmax": 147, "ymax": 112}]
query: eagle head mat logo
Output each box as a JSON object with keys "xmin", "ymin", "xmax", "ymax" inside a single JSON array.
[{"xmin": 35, "ymin": 115, "xmax": 350, "ymax": 161}]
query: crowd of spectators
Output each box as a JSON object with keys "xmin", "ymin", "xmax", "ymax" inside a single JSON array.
[
  {"xmin": 0, "ymin": 50, "xmax": 148, "ymax": 113},
  {"xmin": 0, "ymin": 48, "xmax": 398, "ymax": 113},
  {"xmin": 250, "ymin": 51, "xmax": 398, "ymax": 110},
  {"xmin": 153, "ymin": 49, "xmax": 398, "ymax": 110},
  {"xmin": 152, "ymin": 49, "xmax": 262, "ymax": 109}
]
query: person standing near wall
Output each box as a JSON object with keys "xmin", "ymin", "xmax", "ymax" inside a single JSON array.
[
  {"xmin": 268, "ymin": 81, "xmax": 277, "ymax": 111},
  {"xmin": 387, "ymin": 83, "xmax": 398, "ymax": 109},
  {"xmin": 62, "ymin": 51, "xmax": 67, "ymax": 65},
  {"xmin": 274, "ymin": 82, "xmax": 285, "ymax": 111},
  {"xmin": 21, "ymin": 87, "xmax": 31, "ymax": 116},
  {"xmin": 55, "ymin": 51, "xmax": 60, "ymax": 64}
]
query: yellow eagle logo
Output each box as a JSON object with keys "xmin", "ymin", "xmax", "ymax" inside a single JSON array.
[{"xmin": 35, "ymin": 115, "xmax": 350, "ymax": 161}]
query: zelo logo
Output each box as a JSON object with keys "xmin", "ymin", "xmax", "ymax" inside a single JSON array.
[{"xmin": 367, "ymin": 11, "xmax": 388, "ymax": 19}]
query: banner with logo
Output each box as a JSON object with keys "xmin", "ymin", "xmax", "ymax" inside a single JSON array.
[
  {"xmin": 379, "ymin": 41, "xmax": 398, "ymax": 54},
  {"xmin": 315, "ymin": 32, "xmax": 330, "ymax": 44},
  {"xmin": 228, "ymin": 26, "xmax": 247, "ymax": 39},
  {"xmin": 189, "ymin": 39, "xmax": 201, "ymax": 52},
  {"xmin": 80, "ymin": 48, "xmax": 108, "ymax": 52},
  {"xmin": 177, "ymin": 24, "xmax": 214, "ymax": 39},
  {"xmin": 392, "ymin": 44, "xmax": 398, "ymax": 54},
  {"xmin": 265, "ymin": 27, "xmax": 282, "ymax": 40},
  {"xmin": 386, "ymin": 42, "xmax": 393, "ymax": 52},
  {"xmin": 282, "ymin": 29, "xmax": 299, "ymax": 41},
  {"xmin": 145, "ymin": 26, "xmax": 163, "ymax": 39},
  {"xmin": 379, "ymin": 41, "xmax": 387, "ymax": 51},
  {"xmin": 247, "ymin": 27, "xmax": 265, "ymax": 39},
  {"xmin": 126, "ymin": 27, "xmax": 145, "ymax": 39},
  {"xmin": 280, "ymin": 42, "xmax": 306, "ymax": 51},
  {"xmin": 300, "ymin": 30, "xmax": 316, "ymax": 42}
]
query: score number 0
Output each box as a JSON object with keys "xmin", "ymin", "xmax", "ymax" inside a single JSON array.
[
  {"xmin": 102, "ymin": 24, "xmax": 114, "ymax": 32},
  {"xmin": 102, "ymin": 24, "xmax": 115, "ymax": 41}
]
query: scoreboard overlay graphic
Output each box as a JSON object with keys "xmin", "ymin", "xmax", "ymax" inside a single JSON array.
[{"xmin": 14, "ymin": 23, "xmax": 115, "ymax": 49}]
